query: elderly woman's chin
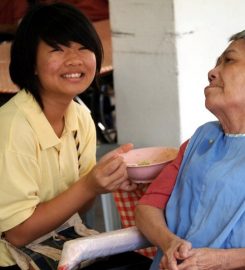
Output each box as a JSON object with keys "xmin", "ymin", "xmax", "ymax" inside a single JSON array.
[
  {"xmin": 205, "ymin": 101, "xmax": 221, "ymax": 120},
  {"xmin": 205, "ymin": 98, "xmax": 214, "ymax": 112}
]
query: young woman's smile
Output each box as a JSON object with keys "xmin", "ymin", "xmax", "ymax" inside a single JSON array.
[{"xmin": 35, "ymin": 40, "xmax": 96, "ymax": 100}]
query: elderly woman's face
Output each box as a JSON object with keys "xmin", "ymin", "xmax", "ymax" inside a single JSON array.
[{"xmin": 205, "ymin": 39, "xmax": 245, "ymax": 118}]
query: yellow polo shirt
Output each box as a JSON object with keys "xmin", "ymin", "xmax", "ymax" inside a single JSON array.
[{"xmin": 0, "ymin": 90, "xmax": 96, "ymax": 266}]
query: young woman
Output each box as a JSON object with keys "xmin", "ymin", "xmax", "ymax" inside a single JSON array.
[{"xmin": 0, "ymin": 2, "xmax": 135, "ymax": 269}]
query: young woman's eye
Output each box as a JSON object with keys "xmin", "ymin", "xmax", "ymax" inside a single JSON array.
[
  {"xmin": 79, "ymin": 46, "xmax": 87, "ymax": 51},
  {"xmin": 50, "ymin": 46, "xmax": 63, "ymax": 52}
]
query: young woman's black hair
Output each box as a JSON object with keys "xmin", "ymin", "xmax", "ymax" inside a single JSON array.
[{"xmin": 9, "ymin": 2, "xmax": 103, "ymax": 108}]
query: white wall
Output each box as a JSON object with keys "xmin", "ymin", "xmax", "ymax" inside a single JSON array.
[{"xmin": 109, "ymin": 0, "xmax": 245, "ymax": 146}]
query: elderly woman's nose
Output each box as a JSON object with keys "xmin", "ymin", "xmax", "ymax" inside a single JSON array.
[{"xmin": 208, "ymin": 67, "xmax": 217, "ymax": 83}]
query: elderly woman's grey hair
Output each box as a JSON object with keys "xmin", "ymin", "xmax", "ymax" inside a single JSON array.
[{"xmin": 229, "ymin": 30, "xmax": 245, "ymax": 41}]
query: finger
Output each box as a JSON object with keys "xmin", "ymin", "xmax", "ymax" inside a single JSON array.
[
  {"xmin": 99, "ymin": 143, "xmax": 134, "ymax": 163},
  {"xmin": 114, "ymin": 162, "xmax": 128, "ymax": 180},
  {"xmin": 101, "ymin": 155, "xmax": 126, "ymax": 176},
  {"xmin": 176, "ymin": 259, "xmax": 192, "ymax": 270},
  {"xmin": 103, "ymin": 163, "xmax": 128, "ymax": 190},
  {"xmin": 117, "ymin": 143, "xmax": 134, "ymax": 154},
  {"xmin": 160, "ymin": 256, "xmax": 167, "ymax": 270},
  {"xmin": 106, "ymin": 177, "xmax": 128, "ymax": 192},
  {"xmin": 161, "ymin": 249, "xmax": 178, "ymax": 270},
  {"xmin": 125, "ymin": 182, "xmax": 137, "ymax": 191},
  {"xmin": 119, "ymin": 180, "xmax": 137, "ymax": 191},
  {"xmin": 166, "ymin": 256, "xmax": 178, "ymax": 270},
  {"xmin": 177, "ymin": 242, "xmax": 192, "ymax": 259}
]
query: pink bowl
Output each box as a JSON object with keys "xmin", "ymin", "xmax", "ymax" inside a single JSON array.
[{"xmin": 121, "ymin": 147, "xmax": 178, "ymax": 183}]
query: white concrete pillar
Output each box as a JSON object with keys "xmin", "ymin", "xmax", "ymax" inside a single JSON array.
[{"xmin": 109, "ymin": 0, "xmax": 180, "ymax": 147}]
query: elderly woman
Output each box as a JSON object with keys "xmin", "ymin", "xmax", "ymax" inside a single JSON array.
[{"xmin": 135, "ymin": 30, "xmax": 245, "ymax": 270}]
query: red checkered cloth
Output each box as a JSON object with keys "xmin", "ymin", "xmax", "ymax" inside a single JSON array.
[{"xmin": 113, "ymin": 185, "xmax": 157, "ymax": 259}]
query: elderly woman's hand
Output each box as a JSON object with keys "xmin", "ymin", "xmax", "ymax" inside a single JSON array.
[
  {"xmin": 159, "ymin": 237, "xmax": 192, "ymax": 270},
  {"xmin": 176, "ymin": 248, "xmax": 225, "ymax": 270}
]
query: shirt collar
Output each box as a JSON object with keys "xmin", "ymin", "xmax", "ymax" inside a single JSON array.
[{"xmin": 14, "ymin": 90, "xmax": 79, "ymax": 150}]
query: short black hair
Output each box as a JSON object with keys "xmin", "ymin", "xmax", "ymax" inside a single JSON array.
[{"xmin": 9, "ymin": 2, "xmax": 103, "ymax": 108}]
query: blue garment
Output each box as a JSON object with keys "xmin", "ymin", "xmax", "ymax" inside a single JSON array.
[{"xmin": 150, "ymin": 121, "xmax": 245, "ymax": 269}]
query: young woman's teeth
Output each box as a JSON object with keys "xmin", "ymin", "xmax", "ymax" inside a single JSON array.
[{"xmin": 63, "ymin": 73, "xmax": 81, "ymax": 78}]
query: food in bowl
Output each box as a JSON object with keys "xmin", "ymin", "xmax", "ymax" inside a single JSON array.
[
  {"xmin": 137, "ymin": 160, "xmax": 151, "ymax": 166},
  {"xmin": 121, "ymin": 147, "xmax": 178, "ymax": 183}
]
